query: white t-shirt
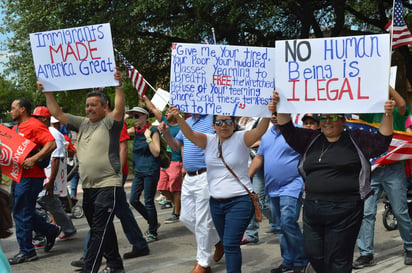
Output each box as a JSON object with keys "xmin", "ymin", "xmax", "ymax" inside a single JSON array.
[
  {"xmin": 205, "ymin": 131, "xmax": 253, "ymax": 198},
  {"xmin": 43, "ymin": 126, "xmax": 68, "ymax": 196}
]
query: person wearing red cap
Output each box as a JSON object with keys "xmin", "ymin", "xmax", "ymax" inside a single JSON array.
[
  {"xmin": 8, "ymin": 99, "xmax": 59, "ymax": 265},
  {"xmin": 32, "ymin": 107, "xmax": 77, "ymax": 242}
]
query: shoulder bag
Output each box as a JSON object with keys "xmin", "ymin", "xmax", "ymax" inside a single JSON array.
[{"xmin": 217, "ymin": 141, "xmax": 262, "ymax": 222}]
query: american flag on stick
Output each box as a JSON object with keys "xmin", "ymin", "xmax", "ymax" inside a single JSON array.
[
  {"xmin": 116, "ymin": 50, "xmax": 148, "ymax": 97},
  {"xmin": 385, "ymin": 0, "xmax": 412, "ymax": 49}
]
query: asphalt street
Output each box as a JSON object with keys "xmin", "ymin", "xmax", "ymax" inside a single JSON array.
[{"xmin": 1, "ymin": 182, "xmax": 411, "ymax": 273}]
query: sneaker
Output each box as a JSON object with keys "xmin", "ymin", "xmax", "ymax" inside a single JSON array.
[
  {"xmin": 156, "ymin": 193, "xmax": 166, "ymax": 203},
  {"xmin": 240, "ymin": 238, "xmax": 257, "ymax": 245},
  {"xmin": 405, "ymin": 250, "xmax": 412, "ymax": 265},
  {"xmin": 164, "ymin": 214, "xmax": 179, "ymax": 224},
  {"xmin": 33, "ymin": 235, "xmax": 46, "ymax": 248},
  {"xmin": 265, "ymin": 228, "xmax": 280, "ymax": 234},
  {"xmin": 293, "ymin": 265, "xmax": 307, "ymax": 273},
  {"xmin": 160, "ymin": 201, "xmax": 172, "ymax": 209},
  {"xmin": 98, "ymin": 266, "xmax": 125, "ymax": 273},
  {"xmin": 144, "ymin": 223, "xmax": 161, "ymax": 237},
  {"xmin": 70, "ymin": 257, "xmax": 85, "ymax": 268},
  {"xmin": 145, "ymin": 233, "xmax": 158, "ymax": 243},
  {"xmin": 271, "ymin": 264, "xmax": 294, "ymax": 273},
  {"xmin": 352, "ymin": 255, "xmax": 376, "ymax": 269},
  {"xmin": 8, "ymin": 251, "xmax": 39, "ymax": 265},
  {"xmin": 45, "ymin": 225, "xmax": 61, "ymax": 252},
  {"xmin": 58, "ymin": 230, "xmax": 77, "ymax": 240},
  {"xmin": 123, "ymin": 247, "xmax": 150, "ymax": 259}
]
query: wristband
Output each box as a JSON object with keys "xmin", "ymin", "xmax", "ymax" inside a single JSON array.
[{"xmin": 146, "ymin": 138, "xmax": 152, "ymax": 144}]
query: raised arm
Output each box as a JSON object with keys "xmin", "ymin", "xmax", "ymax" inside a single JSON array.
[
  {"xmin": 272, "ymin": 90, "xmax": 291, "ymax": 125},
  {"xmin": 389, "ymin": 85, "xmax": 406, "ymax": 116},
  {"xmin": 244, "ymin": 96, "xmax": 276, "ymax": 146},
  {"xmin": 143, "ymin": 96, "xmax": 163, "ymax": 122},
  {"xmin": 379, "ymin": 99, "xmax": 395, "ymax": 136},
  {"xmin": 158, "ymin": 121, "xmax": 182, "ymax": 151},
  {"xmin": 169, "ymin": 106, "xmax": 207, "ymax": 149},
  {"xmin": 112, "ymin": 67, "xmax": 125, "ymax": 122},
  {"xmin": 39, "ymin": 82, "xmax": 68, "ymax": 125}
]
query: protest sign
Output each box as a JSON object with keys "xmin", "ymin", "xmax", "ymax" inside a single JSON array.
[
  {"xmin": 0, "ymin": 124, "xmax": 37, "ymax": 182},
  {"xmin": 152, "ymin": 88, "xmax": 170, "ymax": 111},
  {"xmin": 390, "ymin": 66, "xmax": 397, "ymax": 88},
  {"xmin": 170, "ymin": 43, "xmax": 275, "ymax": 117},
  {"xmin": 275, "ymin": 34, "xmax": 391, "ymax": 114},
  {"xmin": 30, "ymin": 23, "xmax": 118, "ymax": 91}
]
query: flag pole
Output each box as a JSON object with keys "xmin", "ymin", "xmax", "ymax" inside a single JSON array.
[
  {"xmin": 387, "ymin": 0, "xmax": 396, "ymax": 107},
  {"xmin": 212, "ymin": 27, "xmax": 216, "ymax": 44}
]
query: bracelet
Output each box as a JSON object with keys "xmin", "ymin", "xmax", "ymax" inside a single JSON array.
[{"xmin": 146, "ymin": 137, "xmax": 152, "ymax": 144}]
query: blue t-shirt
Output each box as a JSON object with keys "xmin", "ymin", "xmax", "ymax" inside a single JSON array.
[
  {"xmin": 132, "ymin": 126, "xmax": 160, "ymax": 174},
  {"xmin": 175, "ymin": 115, "xmax": 214, "ymax": 172},
  {"xmin": 257, "ymin": 126, "xmax": 303, "ymax": 198},
  {"xmin": 161, "ymin": 116, "xmax": 182, "ymax": 162}
]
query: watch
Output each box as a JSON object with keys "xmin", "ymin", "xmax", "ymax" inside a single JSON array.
[{"xmin": 146, "ymin": 138, "xmax": 152, "ymax": 144}]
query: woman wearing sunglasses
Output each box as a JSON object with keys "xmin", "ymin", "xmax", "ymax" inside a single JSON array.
[
  {"xmin": 271, "ymin": 90, "xmax": 394, "ymax": 273},
  {"xmin": 127, "ymin": 106, "xmax": 161, "ymax": 243},
  {"xmin": 166, "ymin": 101, "xmax": 275, "ymax": 273}
]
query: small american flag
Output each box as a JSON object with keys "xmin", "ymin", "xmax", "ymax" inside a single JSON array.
[
  {"xmin": 385, "ymin": 0, "xmax": 412, "ymax": 49},
  {"xmin": 116, "ymin": 50, "xmax": 148, "ymax": 97}
]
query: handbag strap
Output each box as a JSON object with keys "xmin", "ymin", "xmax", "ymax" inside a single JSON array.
[{"xmin": 217, "ymin": 141, "xmax": 254, "ymax": 197}]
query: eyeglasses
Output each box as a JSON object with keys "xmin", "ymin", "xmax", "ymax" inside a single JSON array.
[
  {"xmin": 319, "ymin": 115, "xmax": 344, "ymax": 122},
  {"xmin": 214, "ymin": 119, "xmax": 233, "ymax": 127}
]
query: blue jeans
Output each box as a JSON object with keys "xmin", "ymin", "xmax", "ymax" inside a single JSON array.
[
  {"xmin": 70, "ymin": 170, "xmax": 80, "ymax": 198},
  {"xmin": 244, "ymin": 169, "xmax": 274, "ymax": 242},
  {"xmin": 130, "ymin": 171, "xmax": 160, "ymax": 235},
  {"xmin": 210, "ymin": 195, "xmax": 254, "ymax": 273},
  {"xmin": 357, "ymin": 163, "xmax": 412, "ymax": 255},
  {"xmin": 270, "ymin": 195, "xmax": 307, "ymax": 268},
  {"xmin": 11, "ymin": 178, "xmax": 56, "ymax": 254}
]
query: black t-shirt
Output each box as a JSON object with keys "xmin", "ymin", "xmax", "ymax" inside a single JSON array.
[{"xmin": 303, "ymin": 131, "xmax": 362, "ymax": 202}]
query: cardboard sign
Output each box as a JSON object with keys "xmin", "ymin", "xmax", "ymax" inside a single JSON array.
[
  {"xmin": 0, "ymin": 124, "xmax": 37, "ymax": 182},
  {"xmin": 152, "ymin": 88, "xmax": 170, "ymax": 111},
  {"xmin": 275, "ymin": 34, "xmax": 391, "ymax": 113},
  {"xmin": 170, "ymin": 43, "xmax": 275, "ymax": 117},
  {"xmin": 30, "ymin": 23, "xmax": 118, "ymax": 91}
]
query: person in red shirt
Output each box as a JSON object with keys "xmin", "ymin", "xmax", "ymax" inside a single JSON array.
[{"xmin": 8, "ymin": 98, "xmax": 60, "ymax": 265}]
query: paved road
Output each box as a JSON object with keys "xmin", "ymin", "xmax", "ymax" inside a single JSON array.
[{"xmin": 1, "ymin": 186, "xmax": 411, "ymax": 273}]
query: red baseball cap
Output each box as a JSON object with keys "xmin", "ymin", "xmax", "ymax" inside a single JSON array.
[{"xmin": 32, "ymin": 106, "xmax": 51, "ymax": 118}]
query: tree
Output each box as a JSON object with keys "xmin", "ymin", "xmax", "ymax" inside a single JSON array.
[{"xmin": 0, "ymin": 0, "xmax": 410, "ymax": 111}]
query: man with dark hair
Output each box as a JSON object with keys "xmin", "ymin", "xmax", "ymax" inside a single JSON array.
[
  {"xmin": 8, "ymin": 98, "xmax": 58, "ymax": 265},
  {"xmin": 38, "ymin": 68, "xmax": 126, "ymax": 273}
]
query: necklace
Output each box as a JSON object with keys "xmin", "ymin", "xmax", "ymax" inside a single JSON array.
[{"xmin": 318, "ymin": 140, "xmax": 333, "ymax": 163}]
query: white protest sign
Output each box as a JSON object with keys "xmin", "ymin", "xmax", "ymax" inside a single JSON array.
[
  {"xmin": 151, "ymin": 88, "xmax": 170, "ymax": 111},
  {"xmin": 170, "ymin": 43, "xmax": 275, "ymax": 117},
  {"xmin": 390, "ymin": 66, "xmax": 397, "ymax": 88},
  {"xmin": 275, "ymin": 34, "xmax": 391, "ymax": 113},
  {"xmin": 30, "ymin": 23, "xmax": 118, "ymax": 91}
]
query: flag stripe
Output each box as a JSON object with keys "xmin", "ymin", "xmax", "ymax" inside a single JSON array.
[
  {"xmin": 116, "ymin": 50, "xmax": 148, "ymax": 97},
  {"xmin": 385, "ymin": 0, "xmax": 412, "ymax": 49}
]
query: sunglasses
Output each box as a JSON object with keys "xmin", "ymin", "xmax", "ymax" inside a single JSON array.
[
  {"xmin": 319, "ymin": 114, "xmax": 344, "ymax": 122},
  {"xmin": 214, "ymin": 119, "xmax": 233, "ymax": 127},
  {"xmin": 133, "ymin": 113, "xmax": 142, "ymax": 119}
]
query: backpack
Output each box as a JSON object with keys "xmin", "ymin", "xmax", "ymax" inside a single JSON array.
[{"xmin": 159, "ymin": 135, "xmax": 171, "ymax": 169}]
